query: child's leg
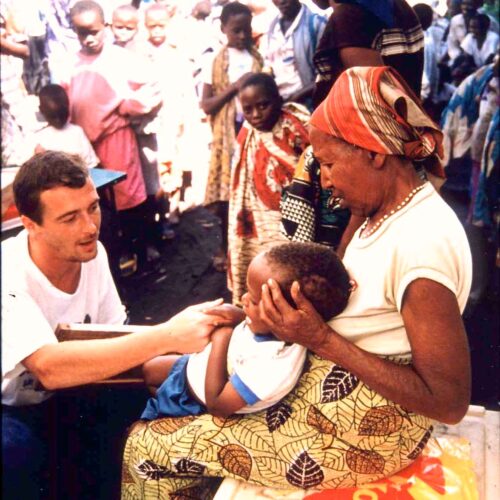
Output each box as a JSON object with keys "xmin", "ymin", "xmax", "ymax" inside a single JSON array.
[{"xmin": 142, "ymin": 355, "xmax": 181, "ymax": 396}]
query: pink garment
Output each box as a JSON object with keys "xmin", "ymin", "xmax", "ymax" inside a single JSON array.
[{"xmin": 64, "ymin": 44, "xmax": 161, "ymax": 210}]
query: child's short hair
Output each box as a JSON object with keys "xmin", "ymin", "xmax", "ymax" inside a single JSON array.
[
  {"xmin": 265, "ymin": 242, "xmax": 351, "ymax": 320},
  {"xmin": 239, "ymin": 72, "xmax": 281, "ymax": 102},
  {"xmin": 70, "ymin": 0, "xmax": 105, "ymax": 23},
  {"xmin": 112, "ymin": 4, "xmax": 139, "ymax": 20},
  {"xmin": 145, "ymin": 3, "xmax": 169, "ymax": 17},
  {"xmin": 220, "ymin": 2, "xmax": 252, "ymax": 25},
  {"xmin": 38, "ymin": 84, "xmax": 69, "ymax": 126}
]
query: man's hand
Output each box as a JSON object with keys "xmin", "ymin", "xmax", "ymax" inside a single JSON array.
[
  {"xmin": 260, "ymin": 280, "xmax": 330, "ymax": 350},
  {"xmin": 165, "ymin": 299, "xmax": 224, "ymax": 353}
]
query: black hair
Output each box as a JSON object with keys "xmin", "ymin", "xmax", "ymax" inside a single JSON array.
[
  {"xmin": 220, "ymin": 2, "xmax": 252, "ymax": 25},
  {"xmin": 38, "ymin": 84, "xmax": 69, "ymax": 127},
  {"xmin": 13, "ymin": 151, "xmax": 89, "ymax": 224},
  {"xmin": 239, "ymin": 72, "xmax": 282, "ymax": 102},
  {"xmin": 471, "ymin": 13, "xmax": 490, "ymax": 31},
  {"xmin": 413, "ymin": 3, "xmax": 434, "ymax": 31},
  {"xmin": 265, "ymin": 242, "xmax": 351, "ymax": 320},
  {"xmin": 70, "ymin": 0, "xmax": 105, "ymax": 23}
]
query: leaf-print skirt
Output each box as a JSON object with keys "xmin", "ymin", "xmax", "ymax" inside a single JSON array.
[{"xmin": 121, "ymin": 353, "xmax": 432, "ymax": 499}]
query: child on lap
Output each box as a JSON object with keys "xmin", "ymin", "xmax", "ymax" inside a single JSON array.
[{"xmin": 142, "ymin": 242, "xmax": 351, "ymax": 419}]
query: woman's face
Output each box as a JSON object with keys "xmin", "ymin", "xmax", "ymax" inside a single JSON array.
[
  {"xmin": 310, "ymin": 127, "xmax": 380, "ymax": 217},
  {"xmin": 240, "ymin": 84, "xmax": 282, "ymax": 131}
]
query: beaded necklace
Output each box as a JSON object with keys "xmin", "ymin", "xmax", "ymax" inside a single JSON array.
[{"xmin": 360, "ymin": 183, "xmax": 427, "ymax": 238}]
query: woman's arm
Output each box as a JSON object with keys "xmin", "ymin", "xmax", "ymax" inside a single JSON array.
[
  {"xmin": 260, "ymin": 278, "xmax": 471, "ymax": 424},
  {"xmin": 204, "ymin": 327, "xmax": 246, "ymax": 417}
]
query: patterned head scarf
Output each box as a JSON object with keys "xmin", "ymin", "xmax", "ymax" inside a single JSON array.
[{"xmin": 310, "ymin": 66, "xmax": 445, "ymax": 178}]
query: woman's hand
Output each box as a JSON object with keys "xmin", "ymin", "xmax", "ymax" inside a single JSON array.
[
  {"xmin": 165, "ymin": 299, "xmax": 224, "ymax": 353},
  {"xmin": 204, "ymin": 303, "xmax": 246, "ymax": 327},
  {"xmin": 259, "ymin": 279, "xmax": 331, "ymax": 350}
]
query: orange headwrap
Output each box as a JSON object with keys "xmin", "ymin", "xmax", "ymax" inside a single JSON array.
[{"xmin": 310, "ymin": 66, "xmax": 445, "ymax": 178}]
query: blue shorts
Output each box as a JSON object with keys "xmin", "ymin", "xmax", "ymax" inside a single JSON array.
[{"xmin": 141, "ymin": 355, "xmax": 206, "ymax": 420}]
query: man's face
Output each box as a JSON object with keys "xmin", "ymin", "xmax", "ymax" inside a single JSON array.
[
  {"xmin": 72, "ymin": 9, "xmax": 106, "ymax": 55},
  {"xmin": 272, "ymin": 0, "xmax": 301, "ymax": 19},
  {"xmin": 25, "ymin": 180, "xmax": 101, "ymax": 264}
]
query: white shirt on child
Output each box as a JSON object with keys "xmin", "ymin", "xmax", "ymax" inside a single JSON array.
[
  {"xmin": 186, "ymin": 321, "xmax": 307, "ymax": 413},
  {"xmin": 34, "ymin": 123, "xmax": 99, "ymax": 169},
  {"xmin": 1, "ymin": 231, "xmax": 126, "ymax": 406}
]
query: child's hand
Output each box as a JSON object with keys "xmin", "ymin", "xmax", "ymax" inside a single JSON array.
[
  {"xmin": 235, "ymin": 72, "xmax": 254, "ymax": 91},
  {"xmin": 204, "ymin": 303, "xmax": 245, "ymax": 327}
]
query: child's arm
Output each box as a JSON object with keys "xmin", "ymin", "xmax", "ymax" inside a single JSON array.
[
  {"xmin": 200, "ymin": 72, "xmax": 253, "ymax": 116},
  {"xmin": 204, "ymin": 327, "xmax": 246, "ymax": 417}
]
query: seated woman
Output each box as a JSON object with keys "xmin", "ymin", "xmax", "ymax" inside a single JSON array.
[{"xmin": 121, "ymin": 66, "xmax": 472, "ymax": 498}]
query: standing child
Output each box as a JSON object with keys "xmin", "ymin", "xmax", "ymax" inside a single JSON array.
[
  {"xmin": 34, "ymin": 84, "xmax": 99, "ymax": 169},
  {"xmin": 63, "ymin": 1, "xmax": 161, "ymax": 272},
  {"xmin": 142, "ymin": 241, "xmax": 352, "ymax": 419},
  {"xmin": 200, "ymin": 2, "xmax": 263, "ymax": 272},
  {"xmin": 228, "ymin": 72, "xmax": 310, "ymax": 304}
]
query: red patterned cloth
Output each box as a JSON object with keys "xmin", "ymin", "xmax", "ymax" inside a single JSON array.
[
  {"xmin": 228, "ymin": 103, "xmax": 310, "ymax": 304},
  {"xmin": 310, "ymin": 66, "xmax": 445, "ymax": 178}
]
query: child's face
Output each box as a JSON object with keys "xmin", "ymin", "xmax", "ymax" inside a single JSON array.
[
  {"xmin": 145, "ymin": 10, "xmax": 169, "ymax": 46},
  {"xmin": 72, "ymin": 10, "xmax": 106, "ymax": 55},
  {"xmin": 241, "ymin": 253, "xmax": 275, "ymax": 334},
  {"xmin": 111, "ymin": 11, "xmax": 138, "ymax": 46},
  {"xmin": 240, "ymin": 84, "xmax": 282, "ymax": 131},
  {"xmin": 222, "ymin": 13, "xmax": 252, "ymax": 50}
]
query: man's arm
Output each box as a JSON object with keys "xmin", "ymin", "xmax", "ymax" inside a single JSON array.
[
  {"xmin": 22, "ymin": 300, "xmax": 226, "ymax": 390},
  {"xmin": 204, "ymin": 327, "xmax": 246, "ymax": 417}
]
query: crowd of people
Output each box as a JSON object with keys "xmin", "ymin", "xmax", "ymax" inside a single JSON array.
[{"xmin": 1, "ymin": 0, "xmax": 498, "ymax": 499}]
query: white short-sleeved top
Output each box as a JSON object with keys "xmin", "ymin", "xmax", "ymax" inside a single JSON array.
[
  {"xmin": 34, "ymin": 123, "xmax": 99, "ymax": 169},
  {"xmin": 329, "ymin": 183, "xmax": 472, "ymax": 357},
  {"xmin": 460, "ymin": 31, "xmax": 499, "ymax": 67},
  {"xmin": 187, "ymin": 321, "xmax": 307, "ymax": 413},
  {"xmin": 1, "ymin": 231, "xmax": 126, "ymax": 406}
]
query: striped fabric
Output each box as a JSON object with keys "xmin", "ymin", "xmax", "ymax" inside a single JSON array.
[{"xmin": 310, "ymin": 66, "xmax": 444, "ymax": 178}]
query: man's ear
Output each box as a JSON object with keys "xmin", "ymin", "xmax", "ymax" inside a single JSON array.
[{"xmin": 21, "ymin": 214, "xmax": 39, "ymax": 235}]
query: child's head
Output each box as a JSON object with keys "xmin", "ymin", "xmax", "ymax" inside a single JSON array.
[
  {"xmin": 469, "ymin": 13, "xmax": 490, "ymax": 40},
  {"xmin": 239, "ymin": 73, "xmax": 283, "ymax": 131},
  {"xmin": 242, "ymin": 242, "xmax": 351, "ymax": 334},
  {"xmin": 111, "ymin": 4, "xmax": 139, "ymax": 47},
  {"xmin": 220, "ymin": 2, "xmax": 253, "ymax": 51},
  {"xmin": 413, "ymin": 3, "xmax": 434, "ymax": 31},
  {"xmin": 145, "ymin": 4, "xmax": 170, "ymax": 47},
  {"xmin": 38, "ymin": 84, "xmax": 69, "ymax": 129},
  {"xmin": 451, "ymin": 53, "xmax": 476, "ymax": 84},
  {"xmin": 70, "ymin": 1, "xmax": 106, "ymax": 55}
]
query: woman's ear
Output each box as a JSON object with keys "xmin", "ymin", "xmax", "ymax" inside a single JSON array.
[{"xmin": 368, "ymin": 151, "xmax": 387, "ymax": 169}]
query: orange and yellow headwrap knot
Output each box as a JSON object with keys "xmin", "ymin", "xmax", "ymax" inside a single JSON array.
[{"xmin": 310, "ymin": 66, "xmax": 445, "ymax": 178}]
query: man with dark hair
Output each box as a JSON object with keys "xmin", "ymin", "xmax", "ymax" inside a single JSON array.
[{"xmin": 2, "ymin": 151, "xmax": 224, "ymax": 499}]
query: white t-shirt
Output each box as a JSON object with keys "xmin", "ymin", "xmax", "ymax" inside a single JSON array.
[
  {"xmin": 186, "ymin": 321, "xmax": 306, "ymax": 413},
  {"xmin": 34, "ymin": 123, "xmax": 99, "ymax": 169},
  {"xmin": 329, "ymin": 183, "xmax": 472, "ymax": 357},
  {"xmin": 461, "ymin": 31, "xmax": 499, "ymax": 67},
  {"xmin": 1, "ymin": 231, "xmax": 126, "ymax": 406},
  {"xmin": 201, "ymin": 47, "xmax": 256, "ymax": 118},
  {"xmin": 261, "ymin": 6, "xmax": 304, "ymax": 100}
]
